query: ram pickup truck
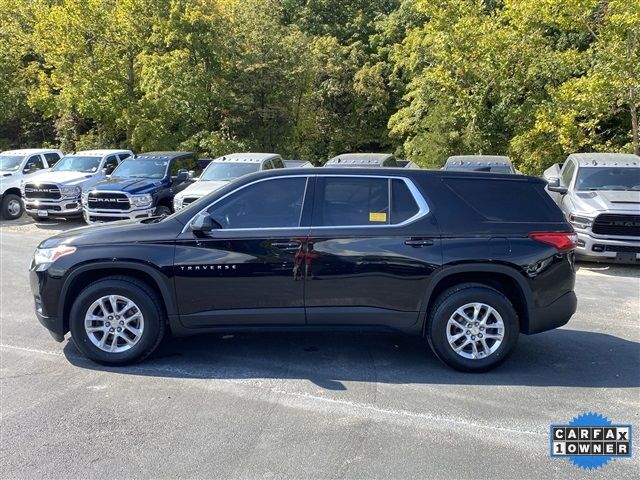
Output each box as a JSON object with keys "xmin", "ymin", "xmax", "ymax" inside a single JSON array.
[
  {"xmin": 22, "ymin": 149, "xmax": 133, "ymax": 220},
  {"xmin": 31, "ymin": 168, "xmax": 577, "ymax": 372},
  {"xmin": 173, "ymin": 152, "xmax": 284, "ymax": 211},
  {"xmin": 324, "ymin": 153, "xmax": 397, "ymax": 168},
  {"xmin": 444, "ymin": 155, "xmax": 518, "ymax": 174},
  {"xmin": 0, "ymin": 148, "xmax": 63, "ymax": 219},
  {"xmin": 82, "ymin": 151, "xmax": 199, "ymax": 223},
  {"xmin": 544, "ymin": 152, "xmax": 640, "ymax": 263}
]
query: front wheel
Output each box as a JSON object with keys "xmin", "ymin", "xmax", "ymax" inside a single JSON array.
[
  {"xmin": 69, "ymin": 277, "xmax": 166, "ymax": 365},
  {"xmin": 154, "ymin": 205, "xmax": 172, "ymax": 217},
  {"xmin": 1, "ymin": 194, "xmax": 24, "ymax": 220},
  {"xmin": 427, "ymin": 284, "xmax": 519, "ymax": 372}
]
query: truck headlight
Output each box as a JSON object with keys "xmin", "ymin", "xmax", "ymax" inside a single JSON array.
[
  {"xmin": 568, "ymin": 214, "xmax": 593, "ymax": 230},
  {"xmin": 60, "ymin": 186, "xmax": 80, "ymax": 198},
  {"xmin": 173, "ymin": 195, "xmax": 183, "ymax": 210},
  {"xmin": 130, "ymin": 194, "xmax": 153, "ymax": 208},
  {"xmin": 81, "ymin": 192, "xmax": 89, "ymax": 205},
  {"xmin": 33, "ymin": 245, "xmax": 76, "ymax": 267}
]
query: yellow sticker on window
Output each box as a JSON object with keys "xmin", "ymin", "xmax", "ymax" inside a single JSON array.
[{"xmin": 369, "ymin": 212, "xmax": 387, "ymax": 222}]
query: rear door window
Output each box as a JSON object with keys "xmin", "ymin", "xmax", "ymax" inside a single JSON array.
[
  {"xmin": 312, "ymin": 177, "xmax": 390, "ymax": 226},
  {"xmin": 391, "ymin": 179, "xmax": 419, "ymax": 224}
]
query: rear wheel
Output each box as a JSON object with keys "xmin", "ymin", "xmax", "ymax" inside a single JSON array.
[
  {"xmin": 427, "ymin": 284, "xmax": 519, "ymax": 372},
  {"xmin": 1, "ymin": 194, "xmax": 24, "ymax": 220},
  {"xmin": 69, "ymin": 277, "xmax": 165, "ymax": 365}
]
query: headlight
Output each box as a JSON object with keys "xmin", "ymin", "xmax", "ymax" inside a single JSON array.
[
  {"xmin": 130, "ymin": 194, "xmax": 153, "ymax": 208},
  {"xmin": 568, "ymin": 214, "xmax": 593, "ymax": 229},
  {"xmin": 60, "ymin": 186, "xmax": 80, "ymax": 198},
  {"xmin": 173, "ymin": 195, "xmax": 183, "ymax": 210},
  {"xmin": 81, "ymin": 192, "xmax": 89, "ymax": 205},
  {"xmin": 33, "ymin": 245, "xmax": 76, "ymax": 267}
]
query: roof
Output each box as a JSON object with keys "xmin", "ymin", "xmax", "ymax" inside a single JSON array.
[
  {"xmin": 213, "ymin": 152, "xmax": 280, "ymax": 163},
  {"xmin": 135, "ymin": 151, "xmax": 195, "ymax": 160},
  {"xmin": 446, "ymin": 155, "xmax": 512, "ymax": 165},
  {"xmin": 1, "ymin": 148, "xmax": 61, "ymax": 155},
  {"xmin": 327, "ymin": 153, "xmax": 394, "ymax": 164},
  {"xmin": 567, "ymin": 152, "xmax": 640, "ymax": 167},
  {"xmin": 74, "ymin": 149, "xmax": 133, "ymax": 157}
]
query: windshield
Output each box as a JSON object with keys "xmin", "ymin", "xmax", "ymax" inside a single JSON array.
[
  {"xmin": 200, "ymin": 162, "xmax": 259, "ymax": 181},
  {"xmin": 0, "ymin": 155, "xmax": 24, "ymax": 171},
  {"xmin": 52, "ymin": 156, "xmax": 101, "ymax": 173},
  {"xmin": 111, "ymin": 158, "xmax": 168, "ymax": 179},
  {"xmin": 575, "ymin": 167, "xmax": 640, "ymax": 191}
]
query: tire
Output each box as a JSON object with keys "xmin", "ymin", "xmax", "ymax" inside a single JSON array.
[
  {"xmin": 69, "ymin": 276, "xmax": 166, "ymax": 365},
  {"xmin": 154, "ymin": 205, "xmax": 172, "ymax": 217},
  {"xmin": 426, "ymin": 283, "xmax": 519, "ymax": 372},
  {"xmin": 1, "ymin": 194, "xmax": 24, "ymax": 220}
]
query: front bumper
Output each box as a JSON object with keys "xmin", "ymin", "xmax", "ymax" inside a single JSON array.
[
  {"xmin": 29, "ymin": 267, "xmax": 65, "ymax": 341},
  {"xmin": 83, "ymin": 206, "xmax": 156, "ymax": 223},
  {"xmin": 575, "ymin": 231, "xmax": 640, "ymax": 263},
  {"xmin": 24, "ymin": 198, "xmax": 82, "ymax": 218}
]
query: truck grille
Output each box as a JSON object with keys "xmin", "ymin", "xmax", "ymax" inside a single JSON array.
[
  {"xmin": 592, "ymin": 214, "xmax": 640, "ymax": 237},
  {"xmin": 87, "ymin": 192, "xmax": 130, "ymax": 211},
  {"xmin": 23, "ymin": 183, "xmax": 61, "ymax": 200}
]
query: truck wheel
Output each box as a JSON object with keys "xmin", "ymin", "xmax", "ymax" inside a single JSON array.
[
  {"xmin": 69, "ymin": 277, "xmax": 166, "ymax": 365},
  {"xmin": 154, "ymin": 205, "xmax": 171, "ymax": 217},
  {"xmin": 1, "ymin": 194, "xmax": 24, "ymax": 220},
  {"xmin": 426, "ymin": 284, "xmax": 519, "ymax": 372}
]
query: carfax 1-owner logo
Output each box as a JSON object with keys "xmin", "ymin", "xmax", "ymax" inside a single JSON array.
[{"xmin": 550, "ymin": 413, "xmax": 633, "ymax": 470}]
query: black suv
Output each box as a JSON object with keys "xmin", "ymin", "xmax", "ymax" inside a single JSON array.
[{"xmin": 30, "ymin": 168, "xmax": 577, "ymax": 371}]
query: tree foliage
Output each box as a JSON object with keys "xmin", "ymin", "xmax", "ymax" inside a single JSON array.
[{"xmin": 0, "ymin": 0, "xmax": 637, "ymax": 172}]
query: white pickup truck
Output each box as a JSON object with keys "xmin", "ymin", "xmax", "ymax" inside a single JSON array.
[
  {"xmin": 0, "ymin": 148, "xmax": 63, "ymax": 220},
  {"xmin": 22, "ymin": 149, "xmax": 133, "ymax": 220}
]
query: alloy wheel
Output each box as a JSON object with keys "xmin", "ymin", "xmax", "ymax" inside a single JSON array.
[
  {"xmin": 84, "ymin": 295, "xmax": 145, "ymax": 353},
  {"xmin": 446, "ymin": 302, "xmax": 504, "ymax": 360}
]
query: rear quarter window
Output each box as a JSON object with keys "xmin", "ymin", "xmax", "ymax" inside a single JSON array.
[{"xmin": 441, "ymin": 178, "xmax": 564, "ymax": 223}]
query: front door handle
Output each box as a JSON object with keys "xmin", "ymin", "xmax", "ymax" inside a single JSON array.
[
  {"xmin": 271, "ymin": 241, "xmax": 301, "ymax": 251},
  {"xmin": 405, "ymin": 238, "xmax": 434, "ymax": 247}
]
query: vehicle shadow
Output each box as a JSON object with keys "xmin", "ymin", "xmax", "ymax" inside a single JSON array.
[
  {"xmin": 0, "ymin": 215, "xmax": 85, "ymax": 231},
  {"xmin": 63, "ymin": 328, "xmax": 640, "ymax": 390}
]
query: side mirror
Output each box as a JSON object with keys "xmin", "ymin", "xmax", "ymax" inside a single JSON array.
[
  {"xmin": 547, "ymin": 177, "xmax": 568, "ymax": 194},
  {"xmin": 23, "ymin": 166, "xmax": 37, "ymax": 174},
  {"xmin": 190, "ymin": 212, "xmax": 222, "ymax": 237},
  {"xmin": 174, "ymin": 169, "xmax": 189, "ymax": 184}
]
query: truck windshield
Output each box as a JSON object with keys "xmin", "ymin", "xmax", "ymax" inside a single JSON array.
[
  {"xmin": 575, "ymin": 167, "xmax": 640, "ymax": 191},
  {"xmin": 0, "ymin": 155, "xmax": 24, "ymax": 171},
  {"xmin": 52, "ymin": 156, "xmax": 101, "ymax": 173},
  {"xmin": 200, "ymin": 162, "xmax": 260, "ymax": 181},
  {"xmin": 111, "ymin": 158, "xmax": 169, "ymax": 179}
]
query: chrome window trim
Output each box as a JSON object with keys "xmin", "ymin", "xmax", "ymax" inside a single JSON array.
[{"xmin": 181, "ymin": 174, "xmax": 430, "ymax": 234}]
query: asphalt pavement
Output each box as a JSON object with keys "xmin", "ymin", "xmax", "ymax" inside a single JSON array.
[{"xmin": 1, "ymin": 217, "xmax": 638, "ymax": 479}]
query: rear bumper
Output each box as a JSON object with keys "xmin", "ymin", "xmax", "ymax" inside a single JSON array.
[
  {"xmin": 525, "ymin": 291, "xmax": 577, "ymax": 334},
  {"xmin": 83, "ymin": 207, "xmax": 155, "ymax": 223},
  {"xmin": 25, "ymin": 198, "xmax": 82, "ymax": 218},
  {"xmin": 575, "ymin": 232, "xmax": 640, "ymax": 263}
]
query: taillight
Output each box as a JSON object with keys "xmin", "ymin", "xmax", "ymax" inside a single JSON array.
[{"xmin": 528, "ymin": 232, "xmax": 578, "ymax": 253}]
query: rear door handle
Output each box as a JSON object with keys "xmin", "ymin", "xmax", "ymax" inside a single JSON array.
[
  {"xmin": 405, "ymin": 238, "xmax": 434, "ymax": 247},
  {"xmin": 271, "ymin": 241, "xmax": 301, "ymax": 251}
]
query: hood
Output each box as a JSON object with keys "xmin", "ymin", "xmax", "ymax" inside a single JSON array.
[
  {"xmin": 569, "ymin": 190, "xmax": 640, "ymax": 215},
  {"xmin": 39, "ymin": 217, "xmax": 182, "ymax": 248},
  {"xmin": 177, "ymin": 179, "xmax": 230, "ymax": 198},
  {"xmin": 25, "ymin": 170, "xmax": 98, "ymax": 186},
  {"xmin": 91, "ymin": 177, "xmax": 164, "ymax": 195}
]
